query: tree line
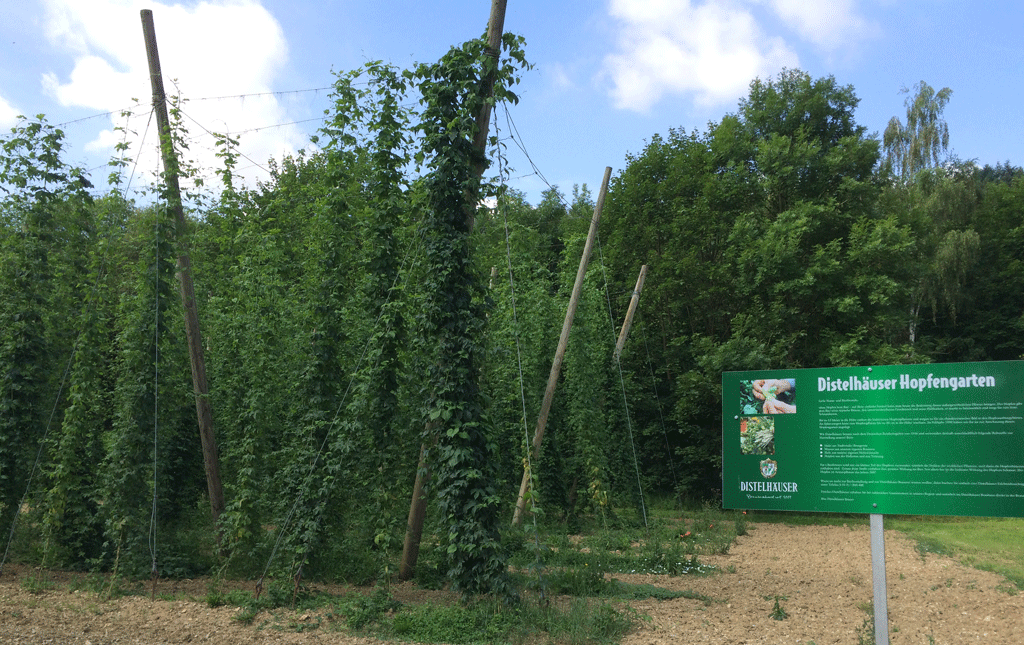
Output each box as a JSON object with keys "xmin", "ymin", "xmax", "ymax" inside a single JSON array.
[{"xmin": 2, "ymin": 48, "xmax": 1022, "ymax": 595}]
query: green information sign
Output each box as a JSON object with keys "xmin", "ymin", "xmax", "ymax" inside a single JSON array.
[{"xmin": 722, "ymin": 361, "xmax": 1024, "ymax": 517}]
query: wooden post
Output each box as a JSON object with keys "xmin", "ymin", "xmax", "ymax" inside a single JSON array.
[
  {"xmin": 398, "ymin": 442, "xmax": 431, "ymax": 581},
  {"xmin": 398, "ymin": 0, "xmax": 508, "ymax": 581},
  {"xmin": 140, "ymin": 9, "xmax": 225, "ymax": 524},
  {"xmin": 511, "ymin": 166, "xmax": 612, "ymax": 526},
  {"xmin": 470, "ymin": 0, "xmax": 508, "ymax": 191},
  {"xmin": 613, "ymin": 265, "xmax": 648, "ymax": 363}
]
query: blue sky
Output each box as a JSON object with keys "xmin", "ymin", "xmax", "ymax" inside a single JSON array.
[{"xmin": 1, "ymin": 0, "xmax": 1021, "ymax": 204}]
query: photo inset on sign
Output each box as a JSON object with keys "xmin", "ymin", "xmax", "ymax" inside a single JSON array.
[
  {"xmin": 740, "ymin": 416, "xmax": 775, "ymax": 455},
  {"xmin": 740, "ymin": 378, "xmax": 796, "ymax": 415}
]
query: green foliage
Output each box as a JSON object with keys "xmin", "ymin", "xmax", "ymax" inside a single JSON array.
[
  {"xmin": 601, "ymin": 69, "xmax": 961, "ymax": 498},
  {"xmin": 2, "ymin": 32, "xmax": 1023, "ymax": 611},
  {"xmin": 739, "ymin": 417, "xmax": 774, "ymax": 455},
  {"xmin": 0, "ymin": 116, "xmax": 95, "ymax": 544},
  {"xmin": 387, "ymin": 597, "xmax": 640, "ymax": 645},
  {"xmin": 548, "ymin": 599, "xmax": 644, "ymax": 645},
  {"xmin": 20, "ymin": 574, "xmax": 56, "ymax": 594},
  {"xmin": 99, "ymin": 203, "xmax": 195, "ymax": 576},
  {"xmin": 389, "ymin": 601, "xmax": 502, "ymax": 643},
  {"xmin": 766, "ymin": 594, "xmax": 789, "ymax": 620},
  {"xmin": 544, "ymin": 562, "xmax": 612, "ymax": 596},
  {"xmin": 883, "ymin": 81, "xmax": 953, "ymax": 181},
  {"xmin": 409, "ymin": 34, "xmax": 529, "ymax": 597},
  {"xmin": 855, "ymin": 616, "xmax": 876, "ymax": 645},
  {"xmin": 41, "ymin": 193, "xmax": 134, "ymax": 569},
  {"xmin": 337, "ymin": 586, "xmax": 402, "ymax": 630}
]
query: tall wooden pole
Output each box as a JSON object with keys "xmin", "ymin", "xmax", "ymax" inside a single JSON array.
[
  {"xmin": 470, "ymin": 0, "xmax": 508, "ymax": 188},
  {"xmin": 141, "ymin": 9, "xmax": 225, "ymax": 524},
  {"xmin": 398, "ymin": 0, "xmax": 508, "ymax": 581},
  {"xmin": 512, "ymin": 166, "xmax": 612, "ymax": 526},
  {"xmin": 613, "ymin": 265, "xmax": 648, "ymax": 363}
]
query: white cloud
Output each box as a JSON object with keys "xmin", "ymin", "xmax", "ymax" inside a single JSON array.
[
  {"xmin": 39, "ymin": 0, "xmax": 305, "ymax": 191},
  {"xmin": 762, "ymin": 0, "xmax": 875, "ymax": 51},
  {"xmin": 601, "ymin": 0, "xmax": 876, "ymax": 113},
  {"xmin": 603, "ymin": 0, "xmax": 800, "ymax": 112},
  {"xmin": 0, "ymin": 93, "xmax": 21, "ymax": 129}
]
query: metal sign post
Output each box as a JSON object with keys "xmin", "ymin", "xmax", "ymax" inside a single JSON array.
[{"xmin": 870, "ymin": 513, "xmax": 889, "ymax": 645}]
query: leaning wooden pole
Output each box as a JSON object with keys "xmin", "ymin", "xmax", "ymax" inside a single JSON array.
[
  {"xmin": 398, "ymin": 0, "xmax": 508, "ymax": 581},
  {"xmin": 141, "ymin": 9, "xmax": 225, "ymax": 524},
  {"xmin": 612, "ymin": 265, "xmax": 648, "ymax": 363},
  {"xmin": 511, "ymin": 166, "xmax": 612, "ymax": 526}
]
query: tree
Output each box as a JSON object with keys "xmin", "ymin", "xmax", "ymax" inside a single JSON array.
[
  {"xmin": 602, "ymin": 70, "xmax": 907, "ymax": 498},
  {"xmin": 878, "ymin": 81, "xmax": 983, "ymax": 345},
  {"xmin": 907, "ymin": 165, "xmax": 1024, "ymax": 361},
  {"xmin": 883, "ymin": 81, "xmax": 953, "ymax": 182}
]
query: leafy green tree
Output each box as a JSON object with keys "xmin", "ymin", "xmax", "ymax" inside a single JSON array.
[
  {"xmin": 603, "ymin": 70, "xmax": 905, "ymax": 498},
  {"xmin": 910, "ymin": 165, "xmax": 1024, "ymax": 361},
  {"xmin": 883, "ymin": 81, "xmax": 953, "ymax": 182},
  {"xmin": 879, "ymin": 82, "xmax": 982, "ymax": 347},
  {"xmin": 965, "ymin": 168, "xmax": 1024, "ymax": 360},
  {"xmin": 724, "ymin": 70, "xmax": 884, "ymax": 366}
]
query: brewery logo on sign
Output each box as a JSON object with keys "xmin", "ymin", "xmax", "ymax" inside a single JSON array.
[{"xmin": 759, "ymin": 458, "xmax": 777, "ymax": 479}]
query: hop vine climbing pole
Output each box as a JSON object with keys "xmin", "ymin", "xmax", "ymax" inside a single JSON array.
[
  {"xmin": 397, "ymin": 0, "xmax": 508, "ymax": 584},
  {"xmin": 140, "ymin": 9, "xmax": 225, "ymax": 525}
]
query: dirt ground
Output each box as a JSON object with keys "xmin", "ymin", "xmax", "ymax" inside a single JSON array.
[{"xmin": 1, "ymin": 523, "xmax": 1021, "ymax": 644}]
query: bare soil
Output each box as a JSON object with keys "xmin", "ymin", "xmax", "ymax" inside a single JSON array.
[{"xmin": 1, "ymin": 523, "xmax": 1021, "ymax": 644}]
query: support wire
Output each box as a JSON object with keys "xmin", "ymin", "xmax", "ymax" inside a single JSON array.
[{"xmin": 596, "ymin": 236, "xmax": 648, "ymax": 529}]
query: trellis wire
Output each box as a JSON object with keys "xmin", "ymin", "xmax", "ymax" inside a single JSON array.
[
  {"xmin": 149, "ymin": 189, "xmax": 162, "ymax": 588},
  {"xmin": 639, "ymin": 313, "xmax": 681, "ymax": 500},
  {"xmin": 596, "ymin": 234, "xmax": 648, "ymax": 530}
]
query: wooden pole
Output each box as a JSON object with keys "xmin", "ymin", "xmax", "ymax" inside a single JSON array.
[
  {"xmin": 470, "ymin": 0, "xmax": 508, "ymax": 190},
  {"xmin": 398, "ymin": 0, "xmax": 508, "ymax": 581},
  {"xmin": 613, "ymin": 265, "xmax": 648, "ymax": 363},
  {"xmin": 140, "ymin": 9, "xmax": 225, "ymax": 524},
  {"xmin": 398, "ymin": 441, "xmax": 431, "ymax": 581},
  {"xmin": 512, "ymin": 166, "xmax": 612, "ymax": 526}
]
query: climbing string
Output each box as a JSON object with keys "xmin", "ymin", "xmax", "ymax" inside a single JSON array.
[{"xmin": 595, "ymin": 235, "xmax": 648, "ymax": 529}]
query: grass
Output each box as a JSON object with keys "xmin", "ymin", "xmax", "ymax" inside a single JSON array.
[
  {"xmin": 207, "ymin": 581, "xmax": 651, "ymax": 644},
  {"xmin": 886, "ymin": 516, "xmax": 1024, "ymax": 591},
  {"xmin": 192, "ymin": 504, "xmax": 743, "ymax": 643},
  {"xmin": 20, "ymin": 574, "xmax": 57, "ymax": 595}
]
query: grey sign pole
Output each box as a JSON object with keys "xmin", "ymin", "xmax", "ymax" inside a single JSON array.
[{"xmin": 870, "ymin": 513, "xmax": 890, "ymax": 645}]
